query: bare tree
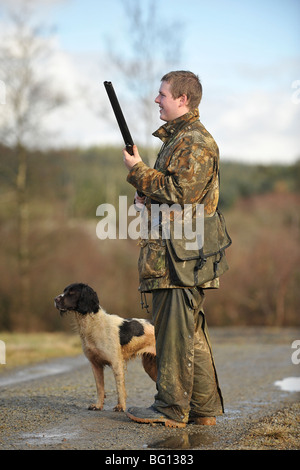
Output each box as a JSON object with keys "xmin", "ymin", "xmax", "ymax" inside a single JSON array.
[
  {"xmin": 0, "ymin": 1, "xmax": 66, "ymax": 326},
  {"xmin": 107, "ymin": 0, "xmax": 184, "ymax": 166}
]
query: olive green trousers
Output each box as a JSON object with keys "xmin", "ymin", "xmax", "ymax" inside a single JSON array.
[{"xmin": 152, "ymin": 287, "xmax": 224, "ymax": 423}]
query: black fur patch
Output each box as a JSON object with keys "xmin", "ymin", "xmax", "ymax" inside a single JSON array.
[
  {"xmin": 119, "ymin": 320, "xmax": 145, "ymax": 346},
  {"xmin": 76, "ymin": 284, "xmax": 99, "ymax": 314}
]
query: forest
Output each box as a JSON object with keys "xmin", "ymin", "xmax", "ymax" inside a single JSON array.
[{"xmin": 0, "ymin": 143, "xmax": 299, "ymax": 331}]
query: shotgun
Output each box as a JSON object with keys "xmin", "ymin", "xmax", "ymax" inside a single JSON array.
[{"xmin": 104, "ymin": 81, "xmax": 143, "ymax": 197}]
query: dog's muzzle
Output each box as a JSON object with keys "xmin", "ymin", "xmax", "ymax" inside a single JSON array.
[{"xmin": 54, "ymin": 295, "xmax": 67, "ymax": 315}]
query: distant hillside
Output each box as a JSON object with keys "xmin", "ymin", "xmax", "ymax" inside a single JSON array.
[
  {"xmin": 0, "ymin": 144, "xmax": 299, "ymax": 330},
  {"xmin": 219, "ymin": 159, "xmax": 300, "ymax": 209},
  {"xmin": 1, "ymin": 144, "xmax": 299, "ymax": 217}
]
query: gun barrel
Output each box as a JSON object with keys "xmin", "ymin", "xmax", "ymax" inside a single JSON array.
[{"xmin": 104, "ymin": 81, "xmax": 134, "ymax": 154}]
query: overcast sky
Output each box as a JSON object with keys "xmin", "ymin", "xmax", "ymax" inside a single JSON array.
[{"xmin": 1, "ymin": 0, "xmax": 299, "ymax": 164}]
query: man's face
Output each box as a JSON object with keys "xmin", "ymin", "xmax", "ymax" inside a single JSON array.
[{"xmin": 155, "ymin": 81, "xmax": 186, "ymax": 122}]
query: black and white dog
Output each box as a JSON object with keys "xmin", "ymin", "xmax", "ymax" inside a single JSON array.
[{"xmin": 54, "ymin": 283, "xmax": 157, "ymax": 412}]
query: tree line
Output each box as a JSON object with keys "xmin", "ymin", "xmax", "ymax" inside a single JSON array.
[
  {"xmin": 0, "ymin": 143, "xmax": 299, "ymax": 330},
  {"xmin": 1, "ymin": 143, "xmax": 299, "ymax": 216}
]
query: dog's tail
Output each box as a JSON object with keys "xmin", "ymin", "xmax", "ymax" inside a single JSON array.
[{"xmin": 141, "ymin": 353, "xmax": 157, "ymax": 382}]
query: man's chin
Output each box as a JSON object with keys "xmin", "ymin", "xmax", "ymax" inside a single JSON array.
[{"xmin": 159, "ymin": 112, "xmax": 167, "ymax": 122}]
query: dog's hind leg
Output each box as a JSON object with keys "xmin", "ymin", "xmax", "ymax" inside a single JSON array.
[
  {"xmin": 88, "ymin": 363, "xmax": 105, "ymax": 411},
  {"xmin": 142, "ymin": 353, "xmax": 157, "ymax": 382}
]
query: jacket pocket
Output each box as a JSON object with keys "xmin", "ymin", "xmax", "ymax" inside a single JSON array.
[
  {"xmin": 138, "ymin": 239, "xmax": 167, "ymax": 280},
  {"xmin": 166, "ymin": 210, "xmax": 232, "ymax": 287}
]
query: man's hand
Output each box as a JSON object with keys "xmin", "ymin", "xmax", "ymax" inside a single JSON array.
[
  {"xmin": 123, "ymin": 144, "xmax": 142, "ymax": 171},
  {"xmin": 134, "ymin": 191, "xmax": 146, "ymax": 211}
]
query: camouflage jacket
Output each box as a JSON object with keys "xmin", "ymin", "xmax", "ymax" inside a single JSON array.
[{"xmin": 127, "ymin": 109, "xmax": 220, "ymax": 292}]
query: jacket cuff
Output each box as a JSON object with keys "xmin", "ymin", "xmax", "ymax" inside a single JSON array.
[{"xmin": 126, "ymin": 161, "xmax": 148, "ymax": 188}]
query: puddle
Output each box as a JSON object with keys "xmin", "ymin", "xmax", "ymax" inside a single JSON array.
[
  {"xmin": 222, "ymin": 408, "xmax": 241, "ymax": 420},
  {"xmin": 145, "ymin": 431, "xmax": 215, "ymax": 450},
  {"xmin": 0, "ymin": 355, "xmax": 88, "ymax": 387},
  {"xmin": 21, "ymin": 430, "xmax": 78, "ymax": 445},
  {"xmin": 274, "ymin": 377, "xmax": 300, "ymax": 392}
]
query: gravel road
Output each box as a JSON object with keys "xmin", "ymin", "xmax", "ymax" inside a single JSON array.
[{"xmin": 0, "ymin": 327, "xmax": 299, "ymax": 451}]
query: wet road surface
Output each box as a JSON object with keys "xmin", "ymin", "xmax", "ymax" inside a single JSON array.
[{"xmin": 0, "ymin": 327, "xmax": 299, "ymax": 450}]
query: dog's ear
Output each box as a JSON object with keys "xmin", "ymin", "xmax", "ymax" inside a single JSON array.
[{"xmin": 77, "ymin": 284, "xmax": 100, "ymax": 314}]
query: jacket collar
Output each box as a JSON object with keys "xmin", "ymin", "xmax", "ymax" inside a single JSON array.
[{"xmin": 152, "ymin": 108, "xmax": 199, "ymax": 143}]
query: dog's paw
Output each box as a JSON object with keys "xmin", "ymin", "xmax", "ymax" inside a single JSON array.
[
  {"xmin": 113, "ymin": 404, "xmax": 125, "ymax": 412},
  {"xmin": 88, "ymin": 403, "xmax": 103, "ymax": 411}
]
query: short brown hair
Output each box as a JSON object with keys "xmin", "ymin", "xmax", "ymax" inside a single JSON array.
[{"xmin": 161, "ymin": 71, "xmax": 202, "ymax": 110}]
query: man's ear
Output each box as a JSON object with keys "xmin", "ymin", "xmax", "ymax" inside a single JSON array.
[{"xmin": 179, "ymin": 94, "xmax": 188, "ymax": 107}]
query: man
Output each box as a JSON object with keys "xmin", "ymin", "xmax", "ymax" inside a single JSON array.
[{"xmin": 123, "ymin": 71, "xmax": 227, "ymax": 428}]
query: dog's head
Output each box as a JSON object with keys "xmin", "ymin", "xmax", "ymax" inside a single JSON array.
[{"xmin": 54, "ymin": 283, "xmax": 100, "ymax": 316}]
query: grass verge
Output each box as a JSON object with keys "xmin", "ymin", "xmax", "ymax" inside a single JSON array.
[
  {"xmin": 233, "ymin": 403, "xmax": 300, "ymax": 450},
  {"xmin": 0, "ymin": 332, "xmax": 82, "ymax": 371}
]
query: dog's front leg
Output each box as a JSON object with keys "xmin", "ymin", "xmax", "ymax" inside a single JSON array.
[
  {"xmin": 112, "ymin": 362, "xmax": 126, "ymax": 412},
  {"xmin": 88, "ymin": 362, "xmax": 105, "ymax": 411}
]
